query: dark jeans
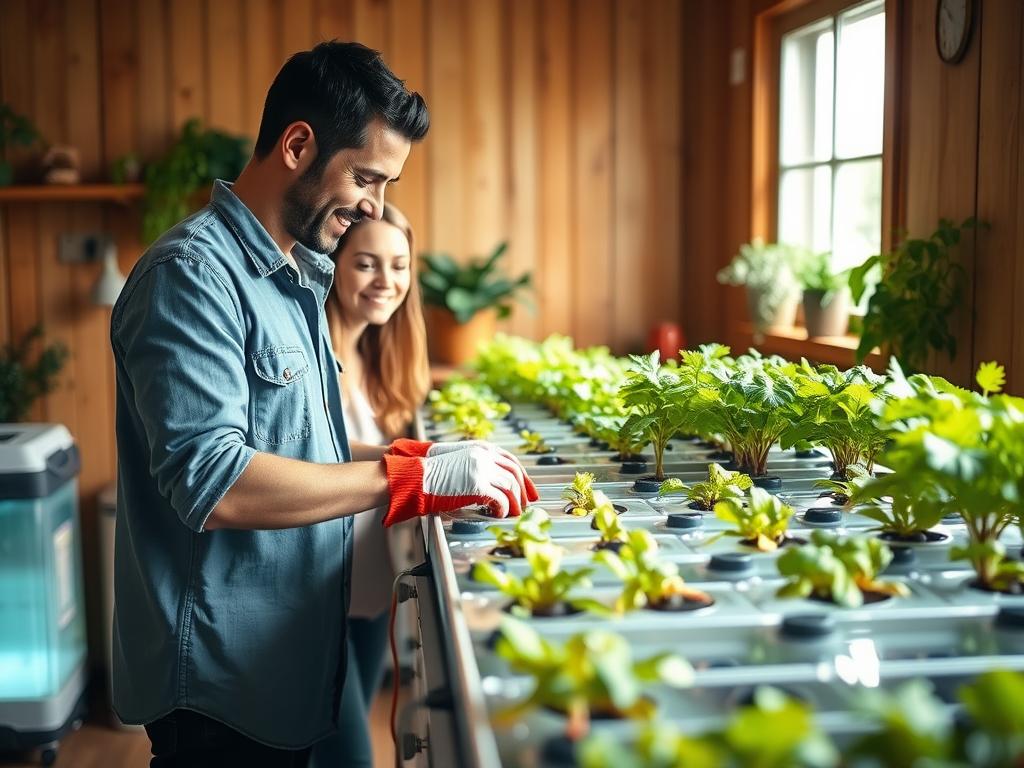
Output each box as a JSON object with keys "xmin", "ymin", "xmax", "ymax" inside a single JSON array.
[
  {"xmin": 145, "ymin": 709, "xmax": 312, "ymax": 768},
  {"xmin": 309, "ymin": 612, "xmax": 391, "ymax": 768}
]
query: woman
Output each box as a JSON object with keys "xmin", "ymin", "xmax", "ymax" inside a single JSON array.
[{"xmin": 311, "ymin": 203, "xmax": 430, "ymax": 768}]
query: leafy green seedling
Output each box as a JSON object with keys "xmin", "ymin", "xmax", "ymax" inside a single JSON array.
[
  {"xmin": 594, "ymin": 529, "xmax": 711, "ymax": 612},
  {"xmin": 494, "ymin": 617, "xmax": 693, "ymax": 740},
  {"xmin": 849, "ymin": 478, "xmax": 950, "ymax": 540},
  {"xmin": 619, "ymin": 351, "xmax": 693, "ymax": 481},
  {"xmin": 713, "ymin": 487, "xmax": 796, "ymax": 552},
  {"xmin": 580, "ymin": 686, "xmax": 837, "ymax": 768},
  {"xmin": 659, "ymin": 463, "xmax": 753, "ymax": 511},
  {"xmin": 562, "ymin": 471, "xmax": 599, "ymax": 516},
  {"xmin": 591, "ymin": 494, "xmax": 629, "ymax": 550},
  {"xmin": 518, "ymin": 429, "xmax": 552, "ymax": 454},
  {"xmin": 486, "ymin": 506, "xmax": 552, "ymax": 557},
  {"xmin": 472, "ymin": 540, "xmax": 603, "ymax": 617},
  {"xmin": 776, "ymin": 530, "xmax": 910, "ymax": 608},
  {"xmin": 813, "ymin": 464, "xmax": 873, "ymax": 505}
]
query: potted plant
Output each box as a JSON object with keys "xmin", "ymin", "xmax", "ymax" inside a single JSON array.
[
  {"xmin": 783, "ymin": 361, "xmax": 889, "ymax": 478},
  {"xmin": 776, "ymin": 530, "xmax": 909, "ymax": 608},
  {"xmin": 713, "ymin": 487, "xmax": 799, "ymax": 552},
  {"xmin": 849, "ymin": 218, "xmax": 979, "ymax": 371},
  {"xmin": 492, "ymin": 618, "xmax": 693, "ymax": 740},
  {"xmin": 142, "ymin": 118, "xmax": 250, "ymax": 243},
  {"xmin": 796, "ymin": 249, "xmax": 850, "ymax": 338},
  {"xmin": 594, "ymin": 529, "xmax": 713, "ymax": 612},
  {"xmin": 0, "ymin": 103, "xmax": 42, "ymax": 186},
  {"xmin": 486, "ymin": 506, "xmax": 553, "ymax": 557},
  {"xmin": 717, "ymin": 239, "xmax": 802, "ymax": 336},
  {"xmin": 658, "ymin": 463, "xmax": 753, "ymax": 512},
  {"xmin": 419, "ymin": 242, "xmax": 532, "ymax": 366},
  {"xmin": 471, "ymin": 539, "xmax": 602, "ymax": 617},
  {"xmin": 0, "ymin": 326, "xmax": 68, "ymax": 422}
]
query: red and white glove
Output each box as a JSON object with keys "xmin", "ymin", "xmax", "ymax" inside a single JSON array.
[
  {"xmin": 383, "ymin": 445, "xmax": 535, "ymax": 527},
  {"xmin": 388, "ymin": 438, "xmax": 539, "ymax": 501}
]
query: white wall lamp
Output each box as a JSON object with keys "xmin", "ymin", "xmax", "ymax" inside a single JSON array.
[
  {"xmin": 58, "ymin": 233, "xmax": 128, "ymax": 307},
  {"xmin": 91, "ymin": 240, "xmax": 127, "ymax": 307}
]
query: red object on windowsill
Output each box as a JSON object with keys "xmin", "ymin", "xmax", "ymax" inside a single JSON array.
[{"xmin": 648, "ymin": 322, "xmax": 685, "ymax": 362}]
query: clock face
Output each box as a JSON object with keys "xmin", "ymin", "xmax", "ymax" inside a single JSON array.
[{"xmin": 937, "ymin": 0, "xmax": 970, "ymax": 62}]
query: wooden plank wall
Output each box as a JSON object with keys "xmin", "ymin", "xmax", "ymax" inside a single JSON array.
[{"xmin": 0, "ymin": 0, "xmax": 717, "ymax": 667}]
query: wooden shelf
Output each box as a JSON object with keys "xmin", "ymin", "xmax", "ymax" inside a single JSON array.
[
  {"xmin": 0, "ymin": 183, "xmax": 144, "ymax": 203},
  {"xmin": 736, "ymin": 323, "xmax": 883, "ymax": 369}
]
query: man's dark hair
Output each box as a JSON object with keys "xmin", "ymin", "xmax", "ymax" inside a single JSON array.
[{"xmin": 254, "ymin": 41, "xmax": 429, "ymax": 171}]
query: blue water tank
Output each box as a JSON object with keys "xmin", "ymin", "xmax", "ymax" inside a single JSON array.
[{"xmin": 0, "ymin": 424, "xmax": 85, "ymax": 758}]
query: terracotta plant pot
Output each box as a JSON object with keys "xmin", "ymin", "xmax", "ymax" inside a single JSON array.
[
  {"xmin": 803, "ymin": 289, "xmax": 850, "ymax": 337},
  {"xmin": 425, "ymin": 306, "xmax": 498, "ymax": 365}
]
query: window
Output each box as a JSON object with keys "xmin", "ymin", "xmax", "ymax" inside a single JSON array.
[{"xmin": 776, "ymin": 1, "xmax": 886, "ymax": 277}]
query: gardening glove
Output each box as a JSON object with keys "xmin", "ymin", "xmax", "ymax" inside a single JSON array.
[
  {"xmin": 388, "ymin": 438, "xmax": 539, "ymax": 503},
  {"xmin": 382, "ymin": 445, "xmax": 530, "ymax": 527}
]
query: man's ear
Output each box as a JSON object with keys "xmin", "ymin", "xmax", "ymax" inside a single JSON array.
[{"xmin": 280, "ymin": 122, "xmax": 316, "ymax": 171}]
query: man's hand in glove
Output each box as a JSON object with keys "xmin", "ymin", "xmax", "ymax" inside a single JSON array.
[
  {"xmin": 387, "ymin": 438, "xmax": 538, "ymax": 505},
  {"xmin": 382, "ymin": 444, "xmax": 537, "ymax": 527}
]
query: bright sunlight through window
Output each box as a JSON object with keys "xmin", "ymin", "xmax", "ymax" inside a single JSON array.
[{"xmin": 778, "ymin": 1, "xmax": 885, "ymax": 287}]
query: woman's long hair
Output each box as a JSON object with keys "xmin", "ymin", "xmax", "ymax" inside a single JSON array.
[{"xmin": 327, "ymin": 203, "xmax": 430, "ymax": 439}]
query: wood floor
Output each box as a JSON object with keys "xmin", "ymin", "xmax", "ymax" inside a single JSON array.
[{"xmin": 1, "ymin": 691, "xmax": 401, "ymax": 768}]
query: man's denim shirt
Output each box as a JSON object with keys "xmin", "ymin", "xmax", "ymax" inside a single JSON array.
[{"xmin": 110, "ymin": 180, "xmax": 353, "ymax": 749}]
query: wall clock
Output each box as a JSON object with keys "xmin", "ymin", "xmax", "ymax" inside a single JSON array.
[{"xmin": 935, "ymin": 0, "xmax": 973, "ymax": 64}]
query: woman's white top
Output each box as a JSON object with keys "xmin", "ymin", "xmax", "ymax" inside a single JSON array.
[{"xmin": 343, "ymin": 385, "xmax": 395, "ymax": 618}]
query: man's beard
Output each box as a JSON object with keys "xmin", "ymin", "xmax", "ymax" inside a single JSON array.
[{"xmin": 282, "ymin": 164, "xmax": 364, "ymax": 254}]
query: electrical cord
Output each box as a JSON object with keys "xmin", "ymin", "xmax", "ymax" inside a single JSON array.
[{"xmin": 389, "ymin": 568, "xmax": 416, "ymax": 748}]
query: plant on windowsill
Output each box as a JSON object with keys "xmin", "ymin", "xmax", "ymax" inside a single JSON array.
[
  {"xmin": 142, "ymin": 118, "xmax": 250, "ymax": 244},
  {"xmin": 0, "ymin": 103, "xmax": 43, "ymax": 187},
  {"xmin": 717, "ymin": 239, "xmax": 803, "ymax": 337},
  {"xmin": 419, "ymin": 242, "xmax": 532, "ymax": 366},
  {"xmin": 848, "ymin": 218, "xmax": 980, "ymax": 372},
  {"xmin": 795, "ymin": 249, "xmax": 850, "ymax": 338},
  {"xmin": 0, "ymin": 325, "xmax": 68, "ymax": 422}
]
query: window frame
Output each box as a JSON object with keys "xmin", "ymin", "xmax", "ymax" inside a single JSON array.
[{"xmin": 748, "ymin": 0, "xmax": 901, "ymax": 366}]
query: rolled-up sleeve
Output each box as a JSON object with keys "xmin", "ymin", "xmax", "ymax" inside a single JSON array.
[{"xmin": 113, "ymin": 251, "xmax": 256, "ymax": 532}]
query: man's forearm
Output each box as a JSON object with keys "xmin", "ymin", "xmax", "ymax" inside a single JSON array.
[
  {"xmin": 205, "ymin": 451, "xmax": 390, "ymax": 530},
  {"xmin": 348, "ymin": 440, "xmax": 389, "ymax": 462}
]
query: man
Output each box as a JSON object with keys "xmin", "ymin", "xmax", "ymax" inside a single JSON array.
[{"xmin": 110, "ymin": 42, "xmax": 535, "ymax": 767}]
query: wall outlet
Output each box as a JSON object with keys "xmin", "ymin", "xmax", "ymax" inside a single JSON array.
[{"xmin": 59, "ymin": 233, "xmax": 115, "ymax": 264}]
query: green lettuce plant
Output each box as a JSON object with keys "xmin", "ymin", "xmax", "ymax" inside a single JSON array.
[
  {"xmin": 713, "ymin": 487, "xmax": 796, "ymax": 552},
  {"xmin": 486, "ymin": 506, "xmax": 552, "ymax": 557},
  {"xmin": 471, "ymin": 540, "xmax": 602, "ymax": 617},
  {"xmin": 862, "ymin": 360, "xmax": 1024, "ymax": 592},
  {"xmin": 813, "ymin": 464, "xmax": 873, "ymax": 505},
  {"xmin": 776, "ymin": 530, "xmax": 909, "ymax": 608},
  {"xmin": 518, "ymin": 430, "xmax": 552, "ymax": 454},
  {"xmin": 591, "ymin": 495, "xmax": 629, "ymax": 550},
  {"xmin": 849, "ymin": 483, "xmax": 951, "ymax": 541},
  {"xmin": 658, "ymin": 463, "xmax": 753, "ymax": 511},
  {"xmin": 594, "ymin": 529, "xmax": 711, "ymax": 612},
  {"xmin": 580, "ymin": 413, "xmax": 647, "ymax": 461},
  {"xmin": 562, "ymin": 471, "xmax": 599, "ymax": 516},
  {"xmin": 580, "ymin": 687, "xmax": 837, "ymax": 768},
  {"xmin": 493, "ymin": 618, "xmax": 693, "ymax": 740}
]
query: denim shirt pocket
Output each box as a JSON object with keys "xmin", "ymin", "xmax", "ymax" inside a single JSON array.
[{"xmin": 251, "ymin": 345, "xmax": 312, "ymax": 444}]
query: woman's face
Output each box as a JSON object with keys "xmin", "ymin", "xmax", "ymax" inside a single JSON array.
[{"xmin": 334, "ymin": 220, "xmax": 412, "ymax": 328}]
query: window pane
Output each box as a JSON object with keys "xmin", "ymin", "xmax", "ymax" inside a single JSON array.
[
  {"xmin": 779, "ymin": 165, "xmax": 832, "ymax": 254},
  {"xmin": 835, "ymin": 2, "xmax": 885, "ymax": 158},
  {"xmin": 832, "ymin": 158, "xmax": 881, "ymax": 274},
  {"xmin": 780, "ymin": 19, "xmax": 834, "ymax": 167}
]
